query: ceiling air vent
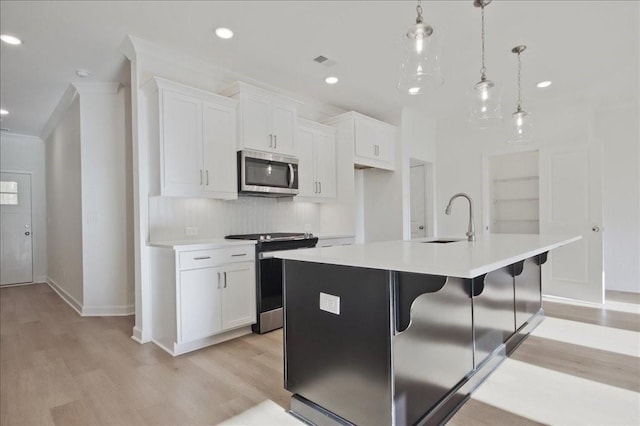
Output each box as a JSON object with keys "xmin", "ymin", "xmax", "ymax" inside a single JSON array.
[{"xmin": 313, "ymin": 55, "xmax": 337, "ymax": 68}]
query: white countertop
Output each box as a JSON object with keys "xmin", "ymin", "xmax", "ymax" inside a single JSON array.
[
  {"xmin": 148, "ymin": 238, "xmax": 257, "ymax": 250},
  {"xmin": 273, "ymin": 234, "xmax": 581, "ymax": 278}
]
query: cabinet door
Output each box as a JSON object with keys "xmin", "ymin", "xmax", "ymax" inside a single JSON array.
[
  {"xmin": 315, "ymin": 132, "xmax": 337, "ymax": 198},
  {"xmin": 202, "ymin": 101, "xmax": 237, "ymax": 198},
  {"xmin": 242, "ymin": 92, "xmax": 271, "ymax": 152},
  {"xmin": 296, "ymin": 127, "xmax": 317, "ymax": 197},
  {"xmin": 271, "ymin": 101, "xmax": 296, "ymax": 156},
  {"xmin": 353, "ymin": 118, "xmax": 378, "ymax": 160},
  {"xmin": 179, "ymin": 267, "xmax": 222, "ymax": 342},
  {"xmin": 221, "ymin": 262, "xmax": 256, "ymax": 330},
  {"xmin": 161, "ymin": 90, "xmax": 203, "ymax": 194},
  {"xmin": 375, "ymin": 125, "xmax": 396, "ymax": 166}
]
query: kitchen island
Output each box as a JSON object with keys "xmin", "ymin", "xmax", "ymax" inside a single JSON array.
[{"xmin": 275, "ymin": 234, "xmax": 580, "ymax": 426}]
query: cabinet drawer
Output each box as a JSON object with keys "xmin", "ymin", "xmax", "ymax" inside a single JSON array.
[{"xmin": 179, "ymin": 246, "xmax": 255, "ymax": 269}]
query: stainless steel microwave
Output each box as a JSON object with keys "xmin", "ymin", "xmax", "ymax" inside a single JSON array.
[{"xmin": 238, "ymin": 150, "xmax": 299, "ymax": 197}]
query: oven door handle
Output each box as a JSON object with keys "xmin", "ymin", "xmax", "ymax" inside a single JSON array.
[
  {"xmin": 259, "ymin": 252, "xmax": 277, "ymax": 260},
  {"xmin": 288, "ymin": 163, "xmax": 295, "ymax": 188}
]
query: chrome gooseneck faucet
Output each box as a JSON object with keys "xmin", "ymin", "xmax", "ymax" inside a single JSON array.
[{"xmin": 445, "ymin": 193, "xmax": 476, "ymax": 242}]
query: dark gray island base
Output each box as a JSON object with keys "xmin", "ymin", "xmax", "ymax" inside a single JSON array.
[{"xmin": 283, "ymin": 253, "xmax": 548, "ymax": 426}]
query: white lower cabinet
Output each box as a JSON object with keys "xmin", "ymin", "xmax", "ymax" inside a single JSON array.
[{"xmin": 150, "ymin": 243, "xmax": 256, "ymax": 356}]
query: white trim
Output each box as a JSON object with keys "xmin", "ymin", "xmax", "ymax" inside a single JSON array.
[
  {"xmin": 131, "ymin": 326, "xmax": 145, "ymax": 343},
  {"xmin": 73, "ymin": 82, "xmax": 120, "ymax": 95},
  {"xmin": 82, "ymin": 304, "xmax": 135, "ymax": 317},
  {"xmin": 153, "ymin": 326, "xmax": 253, "ymax": 357},
  {"xmin": 47, "ymin": 278, "xmax": 83, "ymax": 316},
  {"xmin": 40, "ymin": 84, "xmax": 79, "ymax": 141}
]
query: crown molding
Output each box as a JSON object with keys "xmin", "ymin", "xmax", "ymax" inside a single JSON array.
[{"xmin": 73, "ymin": 82, "xmax": 121, "ymax": 95}]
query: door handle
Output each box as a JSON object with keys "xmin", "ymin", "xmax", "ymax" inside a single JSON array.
[
  {"xmin": 592, "ymin": 226, "xmax": 600, "ymax": 232},
  {"xmin": 200, "ymin": 170, "xmax": 203, "ymax": 185},
  {"xmin": 288, "ymin": 164, "xmax": 295, "ymax": 188},
  {"xmin": 418, "ymin": 226, "xmax": 424, "ymax": 230},
  {"xmin": 223, "ymin": 272, "xmax": 227, "ymax": 288},
  {"xmin": 319, "ymin": 181, "xmax": 322, "ymax": 194},
  {"xmin": 315, "ymin": 181, "xmax": 318, "ymax": 194},
  {"xmin": 217, "ymin": 272, "xmax": 221, "ymax": 289},
  {"xmin": 274, "ymin": 135, "xmax": 277, "ymax": 149},
  {"xmin": 206, "ymin": 170, "xmax": 209, "ymax": 186},
  {"xmin": 25, "ymin": 231, "xmax": 31, "ymax": 236},
  {"xmin": 269, "ymin": 134, "xmax": 273, "ymax": 148}
]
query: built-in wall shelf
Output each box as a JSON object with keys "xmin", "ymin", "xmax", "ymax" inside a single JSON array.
[
  {"xmin": 494, "ymin": 176, "xmax": 539, "ymax": 183},
  {"xmin": 488, "ymin": 151, "xmax": 540, "ymax": 235},
  {"xmin": 494, "ymin": 197, "xmax": 539, "ymax": 203}
]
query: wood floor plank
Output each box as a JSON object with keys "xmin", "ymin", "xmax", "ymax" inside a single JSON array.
[
  {"xmin": 543, "ymin": 300, "xmax": 640, "ymax": 332},
  {"xmin": 607, "ymin": 290, "xmax": 640, "ymax": 304},
  {"xmin": 447, "ymin": 399, "xmax": 544, "ymax": 426},
  {"xmin": 511, "ymin": 335, "xmax": 640, "ymax": 392}
]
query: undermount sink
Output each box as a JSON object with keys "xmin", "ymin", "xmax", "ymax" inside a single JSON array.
[{"xmin": 422, "ymin": 239, "xmax": 464, "ymax": 244}]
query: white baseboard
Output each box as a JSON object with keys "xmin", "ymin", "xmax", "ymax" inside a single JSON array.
[
  {"xmin": 47, "ymin": 278, "xmax": 83, "ymax": 316},
  {"xmin": 131, "ymin": 326, "xmax": 144, "ymax": 343},
  {"xmin": 82, "ymin": 304, "xmax": 135, "ymax": 317},
  {"xmin": 153, "ymin": 326, "xmax": 253, "ymax": 356}
]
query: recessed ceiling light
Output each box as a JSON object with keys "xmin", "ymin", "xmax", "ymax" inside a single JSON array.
[
  {"xmin": 0, "ymin": 34, "xmax": 22, "ymax": 45},
  {"xmin": 408, "ymin": 87, "xmax": 421, "ymax": 95},
  {"xmin": 325, "ymin": 76, "xmax": 339, "ymax": 85},
  {"xmin": 536, "ymin": 80, "xmax": 552, "ymax": 88},
  {"xmin": 214, "ymin": 27, "xmax": 234, "ymax": 39},
  {"xmin": 76, "ymin": 69, "xmax": 91, "ymax": 78},
  {"xmin": 0, "ymin": 109, "xmax": 9, "ymax": 115}
]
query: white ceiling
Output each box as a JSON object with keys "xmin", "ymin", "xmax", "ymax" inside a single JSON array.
[{"xmin": 1, "ymin": 1, "xmax": 638, "ymax": 137}]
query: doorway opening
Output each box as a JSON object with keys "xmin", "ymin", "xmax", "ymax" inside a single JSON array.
[{"xmin": 409, "ymin": 159, "xmax": 435, "ymax": 239}]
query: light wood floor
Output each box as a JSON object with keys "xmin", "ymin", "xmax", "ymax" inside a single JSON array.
[{"xmin": 1, "ymin": 283, "xmax": 638, "ymax": 425}]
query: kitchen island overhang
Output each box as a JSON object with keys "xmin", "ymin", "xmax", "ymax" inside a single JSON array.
[{"xmin": 276, "ymin": 234, "xmax": 580, "ymax": 426}]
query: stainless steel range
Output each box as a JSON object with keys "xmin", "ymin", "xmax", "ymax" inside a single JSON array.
[{"xmin": 225, "ymin": 232, "xmax": 318, "ymax": 333}]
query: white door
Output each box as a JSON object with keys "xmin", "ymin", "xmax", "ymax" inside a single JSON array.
[
  {"xmin": 540, "ymin": 145, "xmax": 603, "ymax": 303},
  {"xmin": 315, "ymin": 132, "xmax": 337, "ymax": 198},
  {"xmin": 1, "ymin": 172, "xmax": 33, "ymax": 285},
  {"xmin": 221, "ymin": 262, "xmax": 256, "ymax": 330},
  {"xmin": 202, "ymin": 101, "xmax": 237, "ymax": 198},
  {"xmin": 410, "ymin": 165, "xmax": 427, "ymax": 239},
  {"xmin": 161, "ymin": 90, "xmax": 203, "ymax": 195}
]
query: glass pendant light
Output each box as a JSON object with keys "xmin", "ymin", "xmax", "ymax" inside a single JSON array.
[
  {"xmin": 398, "ymin": 0, "xmax": 443, "ymax": 95},
  {"xmin": 508, "ymin": 45, "xmax": 533, "ymax": 143},
  {"xmin": 469, "ymin": 0, "xmax": 502, "ymax": 127}
]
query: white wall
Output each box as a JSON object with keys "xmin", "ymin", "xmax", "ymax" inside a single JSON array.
[
  {"xmin": 77, "ymin": 84, "xmax": 135, "ymax": 314},
  {"xmin": 599, "ymin": 102, "xmax": 640, "ymax": 293},
  {"xmin": 0, "ymin": 132, "xmax": 47, "ymax": 282},
  {"xmin": 45, "ymin": 96, "xmax": 84, "ymax": 309}
]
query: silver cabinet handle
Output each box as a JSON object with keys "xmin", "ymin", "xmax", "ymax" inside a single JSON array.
[
  {"xmin": 200, "ymin": 170, "xmax": 203, "ymax": 185},
  {"xmin": 223, "ymin": 271, "xmax": 227, "ymax": 288},
  {"xmin": 217, "ymin": 272, "xmax": 221, "ymax": 289},
  {"xmin": 269, "ymin": 134, "xmax": 273, "ymax": 148},
  {"xmin": 274, "ymin": 135, "xmax": 277, "ymax": 149},
  {"xmin": 193, "ymin": 256, "xmax": 211, "ymax": 260},
  {"xmin": 231, "ymin": 253, "xmax": 247, "ymax": 257},
  {"xmin": 206, "ymin": 170, "xmax": 209, "ymax": 186},
  {"xmin": 288, "ymin": 163, "xmax": 295, "ymax": 188},
  {"xmin": 319, "ymin": 181, "xmax": 322, "ymax": 194}
]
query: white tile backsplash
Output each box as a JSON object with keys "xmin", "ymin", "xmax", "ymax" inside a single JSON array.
[{"xmin": 149, "ymin": 195, "xmax": 321, "ymax": 241}]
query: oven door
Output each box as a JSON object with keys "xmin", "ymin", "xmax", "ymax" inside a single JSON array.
[{"xmin": 239, "ymin": 150, "xmax": 299, "ymax": 196}]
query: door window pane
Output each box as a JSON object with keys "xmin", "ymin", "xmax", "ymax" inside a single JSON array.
[{"xmin": 0, "ymin": 181, "xmax": 18, "ymax": 205}]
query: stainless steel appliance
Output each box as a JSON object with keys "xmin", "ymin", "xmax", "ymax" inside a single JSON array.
[
  {"xmin": 238, "ymin": 150, "xmax": 299, "ymax": 197},
  {"xmin": 225, "ymin": 232, "xmax": 318, "ymax": 333}
]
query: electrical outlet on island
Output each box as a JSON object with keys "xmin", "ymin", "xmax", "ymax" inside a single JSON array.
[{"xmin": 185, "ymin": 227, "xmax": 199, "ymax": 237}]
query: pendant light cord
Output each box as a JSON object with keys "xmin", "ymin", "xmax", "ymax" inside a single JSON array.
[
  {"xmin": 480, "ymin": 3, "xmax": 487, "ymax": 81},
  {"xmin": 416, "ymin": 0, "xmax": 423, "ymax": 23},
  {"xmin": 517, "ymin": 52, "xmax": 522, "ymax": 112}
]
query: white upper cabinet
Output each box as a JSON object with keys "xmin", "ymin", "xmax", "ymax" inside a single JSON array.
[
  {"xmin": 143, "ymin": 77, "xmax": 239, "ymax": 199},
  {"xmin": 324, "ymin": 111, "xmax": 397, "ymax": 171},
  {"xmin": 221, "ymin": 82, "xmax": 299, "ymax": 156},
  {"xmin": 296, "ymin": 119, "xmax": 337, "ymax": 201}
]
